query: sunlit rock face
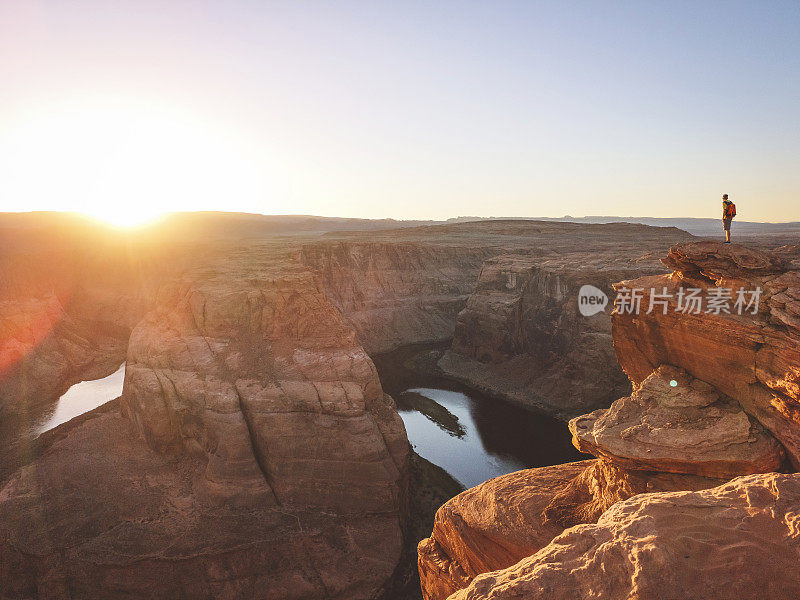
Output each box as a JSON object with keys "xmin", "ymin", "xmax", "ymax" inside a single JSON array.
[
  {"xmin": 539, "ymin": 458, "xmax": 724, "ymax": 528},
  {"xmin": 417, "ymin": 461, "xmax": 592, "ymax": 600},
  {"xmin": 570, "ymin": 365, "xmax": 785, "ymax": 478},
  {"xmin": 0, "ymin": 258, "xmax": 409, "ymax": 600},
  {"xmin": 416, "ymin": 458, "xmax": 724, "ymax": 600},
  {"xmin": 450, "ymin": 473, "xmax": 800, "ymax": 600},
  {"xmin": 612, "ymin": 241, "xmax": 800, "ymax": 467},
  {"xmin": 418, "ymin": 241, "xmax": 800, "ymax": 600}
]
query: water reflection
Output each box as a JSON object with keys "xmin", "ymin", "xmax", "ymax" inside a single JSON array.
[
  {"xmin": 374, "ymin": 345, "xmax": 584, "ymax": 489},
  {"xmin": 397, "ymin": 391, "xmax": 466, "ymax": 438},
  {"xmin": 35, "ymin": 364, "xmax": 126, "ymax": 435},
  {"xmin": 395, "ymin": 386, "xmax": 581, "ymax": 489}
]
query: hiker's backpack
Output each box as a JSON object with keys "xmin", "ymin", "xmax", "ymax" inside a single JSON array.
[{"xmin": 726, "ymin": 202, "xmax": 737, "ymax": 218}]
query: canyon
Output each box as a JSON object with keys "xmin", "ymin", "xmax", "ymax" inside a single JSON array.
[
  {"xmin": 418, "ymin": 240, "xmax": 800, "ymax": 600},
  {"xmin": 1, "ymin": 213, "xmax": 799, "ymax": 599}
]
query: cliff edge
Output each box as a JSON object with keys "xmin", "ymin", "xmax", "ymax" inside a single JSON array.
[{"xmin": 419, "ymin": 241, "xmax": 800, "ymax": 600}]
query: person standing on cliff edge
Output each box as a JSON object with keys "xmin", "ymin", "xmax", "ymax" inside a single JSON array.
[{"xmin": 722, "ymin": 194, "xmax": 736, "ymax": 243}]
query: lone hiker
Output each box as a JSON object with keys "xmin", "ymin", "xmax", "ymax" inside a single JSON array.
[{"xmin": 722, "ymin": 194, "xmax": 736, "ymax": 243}]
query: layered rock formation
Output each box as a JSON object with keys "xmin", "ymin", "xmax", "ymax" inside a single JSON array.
[
  {"xmin": 437, "ymin": 224, "xmax": 695, "ymax": 417},
  {"xmin": 300, "ymin": 241, "xmax": 493, "ymax": 354},
  {"xmin": 0, "ymin": 256, "xmax": 409, "ymax": 599},
  {"xmin": 612, "ymin": 241, "xmax": 800, "ymax": 467},
  {"xmin": 570, "ymin": 365, "xmax": 784, "ymax": 477},
  {"xmin": 450, "ymin": 473, "xmax": 800, "ymax": 600},
  {"xmin": 419, "ymin": 241, "xmax": 800, "ymax": 600}
]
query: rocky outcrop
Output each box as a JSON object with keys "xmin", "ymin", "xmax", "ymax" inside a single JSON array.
[
  {"xmin": 417, "ymin": 461, "xmax": 592, "ymax": 600},
  {"xmin": 449, "ymin": 473, "xmax": 800, "ymax": 600},
  {"xmin": 438, "ymin": 224, "xmax": 694, "ymax": 418},
  {"xmin": 419, "ymin": 241, "xmax": 800, "ymax": 600},
  {"xmin": 0, "ymin": 258, "xmax": 409, "ymax": 599},
  {"xmin": 300, "ymin": 241, "xmax": 494, "ymax": 354},
  {"xmin": 539, "ymin": 458, "xmax": 723, "ymax": 527},
  {"xmin": 612, "ymin": 241, "xmax": 800, "ymax": 467},
  {"xmin": 416, "ymin": 458, "xmax": 725, "ymax": 600},
  {"xmin": 570, "ymin": 365, "xmax": 785, "ymax": 477}
]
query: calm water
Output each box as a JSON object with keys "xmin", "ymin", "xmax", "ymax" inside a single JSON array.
[
  {"xmin": 35, "ymin": 364, "xmax": 126, "ymax": 435},
  {"xmin": 374, "ymin": 346, "xmax": 584, "ymax": 489}
]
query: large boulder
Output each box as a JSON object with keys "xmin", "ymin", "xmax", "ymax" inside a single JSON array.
[
  {"xmin": 450, "ymin": 473, "xmax": 800, "ymax": 600},
  {"xmin": 417, "ymin": 461, "xmax": 592, "ymax": 600},
  {"xmin": 569, "ymin": 365, "xmax": 785, "ymax": 477}
]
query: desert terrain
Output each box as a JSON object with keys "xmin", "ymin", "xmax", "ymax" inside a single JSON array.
[{"xmin": 1, "ymin": 213, "xmax": 799, "ymax": 599}]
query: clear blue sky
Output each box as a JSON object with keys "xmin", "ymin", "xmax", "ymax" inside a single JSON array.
[{"xmin": 1, "ymin": 1, "xmax": 798, "ymax": 222}]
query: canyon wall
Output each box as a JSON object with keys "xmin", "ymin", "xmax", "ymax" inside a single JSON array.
[
  {"xmin": 0, "ymin": 219, "xmax": 144, "ymax": 419},
  {"xmin": 419, "ymin": 241, "xmax": 800, "ymax": 600},
  {"xmin": 438, "ymin": 225, "xmax": 694, "ymax": 418},
  {"xmin": 300, "ymin": 241, "xmax": 494, "ymax": 354},
  {"xmin": 302, "ymin": 222, "xmax": 693, "ymax": 419},
  {"xmin": 0, "ymin": 253, "xmax": 409, "ymax": 599}
]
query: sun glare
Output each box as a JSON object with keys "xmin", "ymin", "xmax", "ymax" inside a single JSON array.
[
  {"xmin": 0, "ymin": 97, "xmax": 268, "ymax": 225},
  {"xmin": 84, "ymin": 206, "xmax": 166, "ymax": 228}
]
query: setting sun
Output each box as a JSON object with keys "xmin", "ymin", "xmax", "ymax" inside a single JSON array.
[
  {"xmin": 0, "ymin": 96, "xmax": 269, "ymax": 224},
  {"xmin": 82, "ymin": 206, "xmax": 165, "ymax": 228}
]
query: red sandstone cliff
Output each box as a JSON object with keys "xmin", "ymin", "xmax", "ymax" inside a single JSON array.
[
  {"xmin": 0, "ymin": 254, "xmax": 408, "ymax": 599},
  {"xmin": 299, "ymin": 241, "xmax": 494, "ymax": 354},
  {"xmin": 419, "ymin": 240, "xmax": 800, "ymax": 600},
  {"xmin": 437, "ymin": 224, "xmax": 694, "ymax": 417}
]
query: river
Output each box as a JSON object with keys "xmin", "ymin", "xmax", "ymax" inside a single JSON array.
[
  {"xmin": 373, "ymin": 346, "xmax": 584, "ymax": 489},
  {"xmin": 35, "ymin": 363, "xmax": 126, "ymax": 435}
]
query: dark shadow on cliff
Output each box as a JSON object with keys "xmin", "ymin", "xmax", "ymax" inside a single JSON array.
[{"xmin": 378, "ymin": 450, "xmax": 464, "ymax": 600}]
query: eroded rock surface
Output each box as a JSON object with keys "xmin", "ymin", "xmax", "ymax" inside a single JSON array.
[
  {"xmin": 417, "ymin": 458, "xmax": 724, "ymax": 600},
  {"xmin": 540, "ymin": 458, "xmax": 724, "ymax": 527},
  {"xmin": 300, "ymin": 241, "xmax": 494, "ymax": 354},
  {"xmin": 0, "ymin": 257, "xmax": 409, "ymax": 599},
  {"xmin": 437, "ymin": 224, "xmax": 694, "ymax": 417},
  {"xmin": 417, "ymin": 461, "xmax": 592, "ymax": 600},
  {"xmin": 450, "ymin": 473, "xmax": 800, "ymax": 600},
  {"xmin": 612, "ymin": 241, "xmax": 800, "ymax": 467},
  {"xmin": 569, "ymin": 365, "xmax": 784, "ymax": 477}
]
